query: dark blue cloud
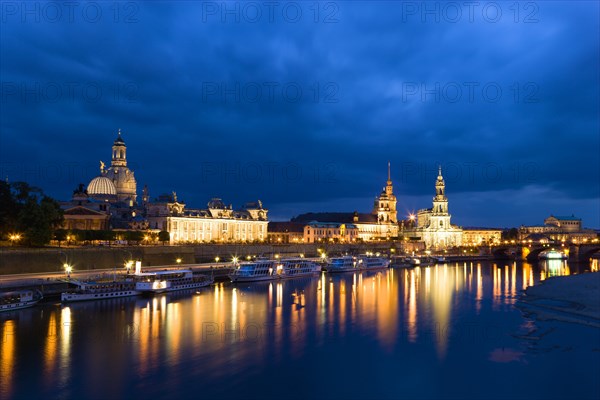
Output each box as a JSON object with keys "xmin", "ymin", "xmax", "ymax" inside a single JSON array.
[{"xmin": 1, "ymin": 1, "xmax": 598, "ymax": 227}]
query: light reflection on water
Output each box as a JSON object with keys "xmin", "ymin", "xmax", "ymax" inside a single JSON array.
[{"xmin": 0, "ymin": 261, "xmax": 598, "ymax": 399}]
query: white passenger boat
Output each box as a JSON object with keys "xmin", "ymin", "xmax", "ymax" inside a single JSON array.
[
  {"xmin": 61, "ymin": 280, "xmax": 139, "ymax": 302},
  {"xmin": 539, "ymin": 250, "xmax": 568, "ymax": 260},
  {"xmin": 230, "ymin": 258, "xmax": 320, "ymax": 282},
  {"xmin": 230, "ymin": 259, "xmax": 281, "ymax": 282},
  {"xmin": 325, "ymin": 256, "xmax": 358, "ymax": 273},
  {"xmin": 135, "ymin": 269, "xmax": 213, "ymax": 294},
  {"xmin": 357, "ymin": 255, "xmax": 390, "ymax": 270},
  {"xmin": 1, "ymin": 290, "xmax": 43, "ymax": 312},
  {"xmin": 280, "ymin": 258, "xmax": 321, "ymax": 278}
]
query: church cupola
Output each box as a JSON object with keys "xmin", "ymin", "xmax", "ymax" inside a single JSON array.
[{"xmin": 111, "ymin": 129, "xmax": 127, "ymax": 167}]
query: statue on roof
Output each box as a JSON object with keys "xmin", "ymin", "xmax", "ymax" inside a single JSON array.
[{"xmin": 100, "ymin": 160, "xmax": 105, "ymax": 174}]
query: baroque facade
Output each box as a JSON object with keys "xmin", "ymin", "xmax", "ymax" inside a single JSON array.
[
  {"xmin": 147, "ymin": 195, "xmax": 268, "ymax": 244},
  {"xmin": 403, "ymin": 167, "xmax": 463, "ymax": 249},
  {"xmin": 462, "ymin": 228, "xmax": 502, "ymax": 245}
]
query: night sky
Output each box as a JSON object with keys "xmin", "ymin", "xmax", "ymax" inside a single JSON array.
[{"xmin": 1, "ymin": 1, "xmax": 598, "ymax": 228}]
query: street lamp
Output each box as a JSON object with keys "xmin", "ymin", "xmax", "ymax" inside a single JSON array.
[
  {"xmin": 176, "ymin": 258, "xmax": 182, "ymax": 264},
  {"xmin": 8, "ymin": 233, "xmax": 21, "ymax": 246},
  {"xmin": 232, "ymin": 256, "xmax": 239, "ymax": 264},
  {"xmin": 64, "ymin": 263, "xmax": 72, "ymax": 279},
  {"xmin": 125, "ymin": 260, "xmax": 133, "ymax": 274},
  {"xmin": 215, "ymin": 256, "xmax": 220, "ymax": 263}
]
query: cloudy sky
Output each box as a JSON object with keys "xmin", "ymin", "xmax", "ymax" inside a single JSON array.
[{"xmin": 1, "ymin": 1, "xmax": 598, "ymax": 228}]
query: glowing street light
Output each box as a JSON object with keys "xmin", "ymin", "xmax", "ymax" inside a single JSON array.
[
  {"xmin": 176, "ymin": 258, "xmax": 182, "ymax": 264},
  {"xmin": 215, "ymin": 256, "xmax": 220, "ymax": 263},
  {"xmin": 125, "ymin": 260, "xmax": 134, "ymax": 274},
  {"xmin": 320, "ymin": 253, "xmax": 327, "ymax": 260},
  {"xmin": 64, "ymin": 263, "xmax": 72, "ymax": 279},
  {"xmin": 232, "ymin": 256, "xmax": 239, "ymax": 264},
  {"xmin": 8, "ymin": 233, "xmax": 21, "ymax": 246}
]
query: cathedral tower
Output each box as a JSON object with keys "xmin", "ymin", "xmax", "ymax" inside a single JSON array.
[
  {"xmin": 373, "ymin": 162, "xmax": 398, "ymax": 223},
  {"xmin": 430, "ymin": 166, "xmax": 450, "ymax": 228}
]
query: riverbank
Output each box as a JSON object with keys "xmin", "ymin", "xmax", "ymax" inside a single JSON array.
[
  {"xmin": 520, "ymin": 272, "xmax": 600, "ymax": 328},
  {"xmin": 0, "ymin": 243, "xmax": 398, "ymax": 275}
]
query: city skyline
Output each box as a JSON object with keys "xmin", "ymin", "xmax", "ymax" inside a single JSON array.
[{"xmin": 1, "ymin": 2, "xmax": 598, "ymax": 228}]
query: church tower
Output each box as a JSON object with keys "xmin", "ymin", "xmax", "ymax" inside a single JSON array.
[
  {"xmin": 430, "ymin": 166, "xmax": 450, "ymax": 227},
  {"xmin": 373, "ymin": 162, "xmax": 398, "ymax": 223}
]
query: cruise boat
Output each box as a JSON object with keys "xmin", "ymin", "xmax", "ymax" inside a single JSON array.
[
  {"xmin": 1, "ymin": 290, "xmax": 43, "ymax": 312},
  {"xmin": 325, "ymin": 256, "xmax": 358, "ymax": 273},
  {"xmin": 230, "ymin": 258, "xmax": 320, "ymax": 282},
  {"xmin": 135, "ymin": 269, "xmax": 214, "ymax": 294},
  {"xmin": 280, "ymin": 258, "xmax": 321, "ymax": 278},
  {"xmin": 357, "ymin": 255, "xmax": 390, "ymax": 270},
  {"xmin": 230, "ymin": 259, "xmax": 282, "ymax": 282},
  {"xmin": 61, "ymin": 280, "xmax": 139, "ymax": 303},
  {"xmin": 539, "ymin": 250, "xmax": 568, "ymax": 260},
  {"xmin": 390, "ymin": 256, "xmax": 413, "ymax": 268}
]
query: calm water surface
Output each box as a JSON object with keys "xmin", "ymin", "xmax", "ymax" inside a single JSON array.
[{"xmin": 1, "ymin": 260, "xmax": 599, "ymax": 399}]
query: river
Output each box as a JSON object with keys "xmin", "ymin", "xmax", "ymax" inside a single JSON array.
[{"xmin": 1, "ymin": 260, "xmax": 599, "ymax": 399}]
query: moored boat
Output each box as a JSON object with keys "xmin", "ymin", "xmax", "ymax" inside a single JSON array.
[
  {"xmin": 357, "ymin": 255, "xmax": 390, "ymax": 270},
  {"xmin": 325, "ymin": 255, "xmax": 358, "ymax": 273},
  {"xmin": 230, "ymin": 259, "xmax": 281, "ymax": 282},
  {"xmin": 280, "ymin": 258, "xmax": 321, "ymax": 278},
  {"xmin": 61, "ymin": 280, "xmax": 139, "ymax": 302},
  {"xmin": 390, "ymin": 256, "xmax": 414, "ymax": 268},
  {"xmin": 1, "ymin": 290, "xmax": 43, "ymax": 312},
  {"xmin": 135, "ymin": 269, "xmax": 213, "ymax": 294}
]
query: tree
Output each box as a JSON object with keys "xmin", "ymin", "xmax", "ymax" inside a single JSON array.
[
  {"xmin": 502, "ymin": 228, "xmax": 519, "ymax": 241},
  {"xmin": 55, "ymin": 229, "xmax": 67, "ymax": 246},
  {"xmin": 4, "ymin": 181, "xmax": 64, "ymax": 246},
  {"xmin": 159, "ymin": 230, "xmax": 170, "ymax": 244},
  {"xmin": 0, "ymin": 180, "xmax": 17, "ymax": 238}
]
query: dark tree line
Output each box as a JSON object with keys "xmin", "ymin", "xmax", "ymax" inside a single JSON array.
[{"xmin": 0, "ymin": 181, "xmax": 64, "ymax": 246}]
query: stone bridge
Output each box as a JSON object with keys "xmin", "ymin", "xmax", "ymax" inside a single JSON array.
[{"xmin": 491, "ymin": 243, "xmax": 600, "ymax": 262}]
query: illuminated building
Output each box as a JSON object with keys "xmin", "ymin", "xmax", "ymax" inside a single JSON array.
[
  {"xmin": 303, "ymin": 221, "xmax": 359, "ymax": 243},
  {"xmin": 147, "ymin": 195, "xmax": 268, "ymax": 243},
  {"xmin": 519, "ymin": 215, "xmax": 596, "ymax": 242},
  {"xmin": 462, "ymin": 228, "xmax": 502, "ymax": 246},
  {"xmin": 88, "ymin": 130, "xmax": 137, "ymax": 205},
  {"xmin": 403, "ymin": 166, "xmax": 463, "ymax": 249},
  {"xmin": 267, "ymin": 222, "xmax": 305, "ymax": 243}
]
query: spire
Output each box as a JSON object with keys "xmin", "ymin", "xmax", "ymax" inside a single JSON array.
[
  {"xmin": 114, "ymin": 128, "xmax": 125, "ymax": 145},
  {"xmin": 438, "ymin": 165, "xmax": 442, "ymax": 177},
  {"xmin": 387, "ymin": 161, "xmax": 391, "ymax": 182}
]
